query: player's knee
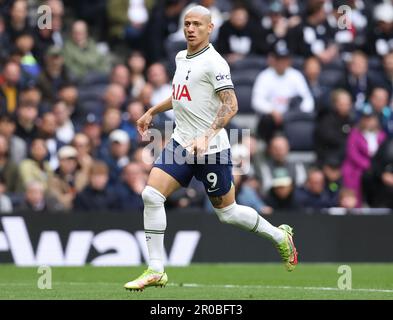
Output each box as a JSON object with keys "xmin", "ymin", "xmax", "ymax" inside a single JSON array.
[
  {"xmin": 142, "ymin": 186, "xmax": 166, "ymax": 207},
  {"xmin": 214, "ymin": 202, "xmax": 237, "ymax": 225}
]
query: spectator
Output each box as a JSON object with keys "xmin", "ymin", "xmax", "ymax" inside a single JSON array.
[
  {"xmin": 131, "ymin": 145, "xmax": 155, "ymax": 175},
  {"xmin": 255, "ymin": 1, "xmax": 292, "ymax": 55},
  {"xmin": 234, "ymin": 174, "xmax": 273, "ymax": 215},
  {"xmin": 314, "ymin": 89, "xmax": 355, "ymax": 165},
  {"xmin": 342, "ymin": 104, "xmax": 387, "ymax": 207},
  {"xmin": 33, "ymin": 0, "xmax": 65, "ymax": 62},
  {"xmin": 5, "ymin": 0, "xmax": 32, "ymax": 41},
  {"xmin": 365, "ymin": 2, "xmax": 393, "ymax": 57},
  {"xmin": 16, "ymin": 138, "xmax": 53, "ymax": 192},
  {"xmin": 303, "ymin": 55, "xmax": 332, "ymax": 111},
  {"xmin": 116, "ymin": 162, "xmax": 146, "ymax": 211},
  {"xmin": 97, "ymin": 107, "xmax": 123, "ymax": 158},
  {"xmin": 257, "ymin": 134, "xmax": 306, "ymax": 195},
  {"xmin": 16, "ymin": 180, "xmax": 64, "ymax": 212},
  {"xmin": 121, "ymin": 100, "xmax": 145, "ymax": 145},
  {"xmin": 288, "ymin": 0, "xmax": 338, "ymax": 64},
  {"xmin": 252, "ymin": 44, "xmax": 314, "ymax": 142},
  {"xmin": 367, "ymin": 87, "xmax": 393, "ymax": 137},
  {"xmin": 73, "ymin": 161, "xmax": 119, "ymax": 212},
  {"xmin": 81, "ymin": 113, "xmax": 103, "ymax": 157},
  {"xmin": 63, "ymin": 20, "xmax": 111, "ymax": 80},
  {"xmin": 147, "ymin": 62, "xmax": 173, "ymax": 119},
  {"xmin": 0, "ymin": 113, "xmax": 27, "ymax": 164},
  {"xmin": 143, "ymin": 0, "xmax": 187, "ymax": 63},
  {"xmin": 71, "ymin": 132, "xmax": 94, "ymax": 173},
  {"xmin": 0, "ymin": 60, "xmax": 22, "ymax": 114},
  {"xmin": 14, "ymin": 100, "xmax": 39, "ymax": 144},
  {"xmin": 330, "ymin": 0, "xmax": 369, "ymax": 59},
  {"xmin": 19, "ymin": 85, "xmax": 42, "ymax": 110},
  {"xmin": 14, "ymin": 31, "xmax": 40, "ymax": 79},
  {"xmin": 110, "ymin": 64, "xmax": 131, "ymax": 100},
  {"xmin": 127, "ymin": 51, "xmax": 146, "ymax": 100},
  {"xmin": 48, "ymin": 145, "xmax": 89, "ymax": 210},
  {"xmin": 0, "ymin": 134, "xmax": 19, "ymax": 193},
  {"xmin": 52, "ymin": 100, "xmax": 75, "ymax": 144},
  {"xmin": 0, "ymin": 176, "xmax": 12, "ymax": 213},
  {"xmin": 36, "ymin": 46, "xmax": 71, "ymax": 105},
  {"xmin": 265, "ymin": 167, "xmax": 299, "ymax": 210},
  {"xmin": 362, "ymin": 137, "xmax": 393, "ymax": 208},
  {"xmin": 100, "ymin": 129, "xmax": 130, "ymax": 185},
  {"xmin": 0, "ymin": 14, "xmax": 11, "ymax": 62},
  {"xmin": 322, "ymin": 156, "xmax": 343, "ymax": 206},
  {"xmin": 337, "ymin": 187, "xmax": 357, "ymax": 209},
  {"xmin": 343, "ymin": 51, "xmax": 379, "ymax": 110},
  {"xmin": 381, "ymin": 51, "xmax": 393, "ymax": 105},
  {"xmin": 216, "ymin": 5, "xmax": 259, "ymax": 65},
  {"xmin": 294, "ymin": 167, "xmax": 336, "ymax": 209},
  {"xmin": 57, "ymin": 83, "xmax": 83, "ymax": 127},
  {"xmin": 102, "ymin": 83, "xmax": 127, "ymax": 112},
  {"xmin": 36, "ymin": 111, "xmax": 65, "ymax": 170}
]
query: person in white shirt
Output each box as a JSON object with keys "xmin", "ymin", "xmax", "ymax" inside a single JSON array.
[
  {"xmin": 124, "ymin": 5, "xmax": 298, "ymax": 292},
  {"xmin": 252, "ymin": 43, "xmax": 314, "ymax": 142}
]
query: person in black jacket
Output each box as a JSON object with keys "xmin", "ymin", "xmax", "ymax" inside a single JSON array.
[
  {"xmin": 265, "ymin": 167, "xmax": 300, "ymax": 210},
  {"xmin": 74, "ymin": 160, "xmax": 119, "ymax": 212},
  {"xmin": 314, "ymin": 89, "xmax": 355, "ymax": 166},
  {"xmin": 362, "ymin": 137, "xmax": 393, "ymax": 208},
  {"xmin": 294, "ymin": 167, "xmax": 336, "ymax": 210},
  {"xmin": 216, "ymin": 4, "xmax": 259, "ymax": 65},
  {"xmin": 287, "ymin": 0, "xmax": 338, "ymax": 64}
]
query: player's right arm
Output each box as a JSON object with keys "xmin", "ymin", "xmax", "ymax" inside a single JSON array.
[{"xmin": 136, "ymin": 96, "xmax": 172, "ymax": 136}]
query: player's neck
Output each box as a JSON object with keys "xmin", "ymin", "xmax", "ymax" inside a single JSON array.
[{"xmin": 187, "ymin": 41, "xmax": 210, "ymax": 56}]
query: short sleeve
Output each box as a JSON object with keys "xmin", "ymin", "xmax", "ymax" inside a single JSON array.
[{"xmin": 208, "ymin": 58, "xmax": 234, "ymax": 93}]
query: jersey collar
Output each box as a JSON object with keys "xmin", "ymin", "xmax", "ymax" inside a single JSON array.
[{"xmin": 186, "ymin": 44, "xmax": 210, "ymax": 59}]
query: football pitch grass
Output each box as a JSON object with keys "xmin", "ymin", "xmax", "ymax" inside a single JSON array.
[{"xmin": 1, "ymin": 263, "xmax": 393, "ymax": 300}]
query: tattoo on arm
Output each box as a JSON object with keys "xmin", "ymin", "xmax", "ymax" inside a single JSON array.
[{"xmin": 205, "ymin": 89, "xmax": 238, "ymax": 138}]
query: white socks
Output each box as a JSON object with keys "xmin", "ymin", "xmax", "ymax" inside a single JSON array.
[
  {"xmin": 142, "ymin": 185, "xmax": 284, "ymax": 273},
  {"xmin": 214, "ymin": 202, "xmax": 285, "ymax": 243},
  {"xmin": 142, "ymin": 186, "xmax": 167, "ymax": 273}
]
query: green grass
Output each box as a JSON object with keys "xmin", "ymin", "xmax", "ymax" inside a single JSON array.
[{"xmin": 0, "ymin": 263, "xmax": 393, "ymax": 300}]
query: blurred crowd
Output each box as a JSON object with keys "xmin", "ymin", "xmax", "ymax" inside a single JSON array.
[{"xmin": 0, "ymin": 0, "xmax": 393, "ymax": 214}]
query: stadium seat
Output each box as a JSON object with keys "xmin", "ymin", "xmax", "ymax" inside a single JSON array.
[
  {"xmin": 78, "ymin": 84, "xmax": 107, "ymax": 103},
  {"xmin": 80, "ymin": 72, "xmax": 109, "ymax": 86},
  {"xmin": 319, "ymin": 69, "xmax": 344, "ymax": 88},
  {"xmin": 231, "ymin": 68, "xmax": 260, "ymax": 86},
  {"xmin": 283, "ymin": 111, "xmax": 316, "ymax": 151},
  {"xmin": 235, "ymin": 84, "xmax": 254, "ymax": 114},
  {"xmin": 230, "ymin": 54, "xmax": 267, "ymax": 71}
]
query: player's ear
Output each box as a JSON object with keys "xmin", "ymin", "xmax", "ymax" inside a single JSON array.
[{"xmin": 208, "ymin": 22, "xmax": 214, "ymax": 34}]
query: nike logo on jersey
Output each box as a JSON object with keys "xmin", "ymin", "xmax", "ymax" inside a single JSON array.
[
  {"xmin": 207, "ymin": 187, "xmax": 220, "ymax": 193},
  {"xmin": 172, "ymin": 84, "xmax": 192, "ymax": 101},
  {"xmin": 186, "ymin": 69, "xmax": 191, "ymax": 80}
]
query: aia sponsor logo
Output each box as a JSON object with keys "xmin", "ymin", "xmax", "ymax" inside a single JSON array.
[{"xmin": 172, "ymin": 84, "xmax": 191, "ymax": 101}]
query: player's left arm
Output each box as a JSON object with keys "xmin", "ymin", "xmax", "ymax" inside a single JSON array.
[
  {"xmin": 187, "ymin": 88, "xmax": 238, "ymax": 155},
  {"xmin": 205, "ymin": 88, "xmax": 238, "ymax": 140}
]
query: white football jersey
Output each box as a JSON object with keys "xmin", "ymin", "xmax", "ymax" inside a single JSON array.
[{"xmin": 171, "ymin": 43, "xmax": 234, "ymax": 154}]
